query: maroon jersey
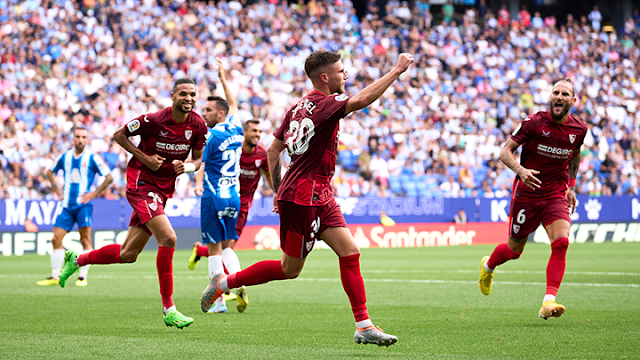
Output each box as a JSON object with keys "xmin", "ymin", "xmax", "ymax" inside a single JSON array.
[
  {"xmin": 274, "ymin": 91, "xmax": 349, "ymax": 206},
  {"xmin": 510, "ymin": 110, "xmax": 587, "ymax": 201},
  {"xmin": 239, "ymin": 145, "xmax": 269, "ymax": 211},
  {"xmin": 124, "ymin": 107, "xmax": 208, "ymax": 197}
]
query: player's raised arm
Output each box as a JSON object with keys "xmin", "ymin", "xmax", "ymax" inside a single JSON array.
[
  {"xmin": 267, "ymin": 138, "xmax": 286, "ymax": 194},
  {"xmin": 114, "ymin": 124, "xmax": 165, "ymax": 171},
  {"xmin": 500, "ymin": 137, "xmax": 541, "ymax": 190},
  {"xmin": 217, "ymin": 57, "xmax": 238, "ymax": 116},
  {"xmin": 344, "ymin": 53, "xmax": 413, "ymax": 115}
]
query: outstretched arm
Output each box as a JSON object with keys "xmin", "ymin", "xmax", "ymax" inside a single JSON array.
[
  {"xmin": 344, "ymin": 53, "xmax": 413, "ymax": 115},
  {"xmin": 499, "ymin": 137, "xmax": 541, "ymax": 190},
  {"xmin": 217, "ymin": 57, "xmax": 238, "ymax": 116}
]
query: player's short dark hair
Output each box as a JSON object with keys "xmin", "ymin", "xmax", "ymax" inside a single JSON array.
[
  {"xmin": 72, "ymin": 125, "xmax": 89, "ymax": 135},
  {"xmin": 207, "ymin": 95, "xmax": 229, "ymax": 115},
  {"xmin": 243, "ymin": 119, "xmax": 261, "ymax": 131},
  {"xmin": 555, "ymin": 77, "xmax": 577, "ymax": 98},
  {"xmin": 304, "ymin": 50, "xmax": 341, "ymax": 80},
  {"xmin": 172, "ymin": 78, "xmax": 196, "ymax": 92}
]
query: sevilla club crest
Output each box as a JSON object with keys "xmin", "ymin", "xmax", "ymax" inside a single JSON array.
[
  {"xmin": 255, "ymin": 159, "xmax": 262, "ymax": 168},
  {"xmin": 185, "ymin": 129, "xmax": 192, "ymax": 140},
  {"xmin": 569, "ymin": 134, "xmax": 576, "ymax": 143},
  {"xmin": 512, "ymin": 224, "xmax": 520, "ymax": 234}
]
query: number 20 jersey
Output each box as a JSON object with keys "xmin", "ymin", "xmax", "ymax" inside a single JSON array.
[
  {"xmin": 274, "ymin": 91, "xmax": 349, "ymax": 206},
  {"xmin": 202, "ymin": 114, "xmax": 244, "ymax": 199}
]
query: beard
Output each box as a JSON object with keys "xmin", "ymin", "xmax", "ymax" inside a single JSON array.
[{"xmin": 549, "ymin": 102, "xmax": 570, "ymax": 120}]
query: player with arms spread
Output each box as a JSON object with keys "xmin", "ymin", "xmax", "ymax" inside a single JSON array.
[
  {"xmin": 479, "ymin": 78, "xmax": 587, "ymax": 320},
  {"xmin": 37, "ymin": 126, "xmax": 113, "ymax": 287},
  {"xmin": 200, "ymin": 50, "xmax": 413, "ymax": 346},
  {"xmin": 59, "ymin": 78, "xmax": 208, "ymax": 328}
]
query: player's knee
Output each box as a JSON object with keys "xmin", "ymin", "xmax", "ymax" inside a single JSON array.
[
  {"xmin": 551, "ymin": 237, "xmax": 569, "ymax": 254},
  {"xmin": 119, "ymin": 249, "xmax": 138, "ymax": 263},
  {"xmin": 158, "ymin": 234, "xmax": 177, "ymax": 248},
  {"xmin": 283, "ymin": 268, "xmax": 301, "ymax": 279}
]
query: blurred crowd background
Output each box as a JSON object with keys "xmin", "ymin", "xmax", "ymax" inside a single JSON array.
[{"xmin": 1, "ymin": 0, "xmax": 640, "ymax": 202}]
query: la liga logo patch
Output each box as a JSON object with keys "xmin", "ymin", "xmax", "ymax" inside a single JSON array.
[
  {"xmin": 127, "ymin": 119, "xmax": 141, "ymax": 133},
  {"xmin": 334, "ymin": 94, "xmax": 348, "ymax": 101}
]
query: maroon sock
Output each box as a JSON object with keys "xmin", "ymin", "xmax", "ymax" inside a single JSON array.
[
  {"xmin": 196, "ymin": 246, "xmax": 208, "ymax": 257},
  {"xmin": 227, "ymin": 260, "xmax": 286, "ymax": 289},
  {"xmin": 339, "ymin": 254, "xmax": 369, "ymax": 322},
  {"xmin": 546, "ymin": 237, "xmax": 569, "ymax": 295},
  {"xmin": 486, "ymin": 243, "xmax": 521, "ymax": 269},
  {"xmin": 77, "ymin": 244, "xmax": 124, "ymax": 267},
  {"xmin": 157, "ymin": 246, "xmax": 175, "ymax": 309}
]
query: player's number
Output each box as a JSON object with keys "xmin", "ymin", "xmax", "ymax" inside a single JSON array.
[
  {"xmin": 285, "ymin": 118, "xmax": 315, "ymax": 156},
  {"xmin": 516, "ymin": 209, "xmax": 526, "ymax": 224},
  {"xmin": 221, "ymin": 148, "xmax": 242, "ymax": 176}
]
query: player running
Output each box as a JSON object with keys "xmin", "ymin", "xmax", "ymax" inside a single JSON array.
[
  {"xmin": 188, "ymin": 119, "xmax": 274, "ymax": 279},
  {"xmin": 478, "ymin": 78, "xmax": 587, "ymax": 320},
  {"xmin": 37, "ymin": 126, "xmax": 113, "ymax": 287},
  {"xmin": 58, "ymin": 78, "xmax": 208, "ymax": 329},
  {"xmin": 191, "ymin": 58, "xmax": 250, "ymax": 314},
  {"xmin": 200, "ymin": 50, "xmax": 413, "ymax": 346}
]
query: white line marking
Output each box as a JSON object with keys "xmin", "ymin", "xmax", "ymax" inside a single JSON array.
[{"xmin": 354, "ymin": 269, "xmax": 640, "ymax": 277}]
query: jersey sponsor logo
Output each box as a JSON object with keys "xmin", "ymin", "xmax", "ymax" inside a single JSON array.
[
  {"xmin": 334, "ymin": 94, "xmax": 349, "ymax": 101},
  {"xmin": 127, "ymin": 119, "xmax": 141, "ymax": 133},
  {"xmin": 185, "ymin": 129, "xmax": 192, "ymax": 140},
  {"xmin": 569, "ymin": 134, "xmax": 576, "ymax": 143},
  {"xmin": 542, "ymin": 130, "xmax": 550, "ymax": 137},
  {"xmin": 239, "ymin": 168, "xmax": 258, "ymax": 177},
  {"xmin": 537, "ymin": 144, "xmax": 573, "ymax": 156},
  {"xmin": 160, "ymin": 130, "xmax": 169, "ymax": 137},
  {"xmin": 156, "ymin": 142, "xmax": 190, "ymax": 151},
  {"xmin": 70, "ymin": 169, "xmax": 81, "ymax": 183}
]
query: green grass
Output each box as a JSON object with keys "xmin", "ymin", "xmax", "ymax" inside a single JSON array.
[{"xmin": 1, "ymin": 242, "xmax": 639, "ymax": 359}]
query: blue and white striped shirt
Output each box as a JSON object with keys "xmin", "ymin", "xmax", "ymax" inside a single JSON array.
[
  {"xmin": 202, "ymin": 115, "xmax": 244, "ymax": 199},
  {"xmin": 51, "ymin": 150, "xmax": 111, "ymax": 208}
]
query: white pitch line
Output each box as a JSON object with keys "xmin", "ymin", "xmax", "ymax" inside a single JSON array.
[{"xmin": 355, "ymin": 269, "xmax": 640, "ymax": 277}]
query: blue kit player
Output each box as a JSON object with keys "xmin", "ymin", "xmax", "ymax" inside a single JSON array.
[
  {"xmin": 37, "ymin": 126, "xmax": 113, "ymax": 286},
  {"xmin": 194, "ymin": 58, "xmax": 248, "ymax": 314}
]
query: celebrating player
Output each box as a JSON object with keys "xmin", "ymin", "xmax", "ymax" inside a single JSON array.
[
  {"xmin": 37, "ymin": 126, "xmax": 113, "ymax": 287},
  {"xmin": 200, "ymin": 50, "xmax": 413, "ymax": 346},
  {"xmin": 58, "ymin": 78, "xmax": 208, "ymax": 329},
  {"xmin": 478, "ymin": 78, "xmax": 587, "ymax": 320},
  {"xmin": 191, "ymin": 58, "xmax": 249, "ymax": 314},
  {"xmin": 188, "ymin": 119, "xmax": 274, "ymax": 276}
]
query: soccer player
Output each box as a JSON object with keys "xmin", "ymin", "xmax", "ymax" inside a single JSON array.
[
  {"xmin": 478, "ymin": 78, "xmax": 587, "ymax": 320},
  {"xmin": 58, "ymin": 78, "xmax": 208, "ymax": 329},
  {"xmin": 37, "ymin": 126, "xmax": 113, "ymax": 287},
  {"xmin": 188, "ymin": 119, "xmax": 274, "ymax": 272},
  {"xmin": 200, "ymin": 50, "xmax": 413, "ymax": 346}
]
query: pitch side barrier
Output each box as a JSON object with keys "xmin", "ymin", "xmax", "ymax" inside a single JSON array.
[{"xmin": 1, "ymin": 196, "xmax": 639, "ymax": 255}]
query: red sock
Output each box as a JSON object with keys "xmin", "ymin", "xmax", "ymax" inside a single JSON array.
[
  {"xmin": 339, "ymin": 254, "xmax": 369, "ymax": 322},
  {"xmin": 196, "ymin": 246, "xmax": 208, "ymax": 257},
  {"xmin": 487, "ymin": 243, "xmax": 521, "ymax": 269},
  {"xmin": 546, "ymin": 237, "xmax": 568, "ymax": 296},
  {"xmin": 227, "ymin": 260, "xmax": 286, "ymax": 288},
  {"xmin": 157, "ymin": 246, "xmax": 175, "ymax": 309},
  {"xmin": 77, "ymin": 244, "xmax": 124, "ymax": 266}
]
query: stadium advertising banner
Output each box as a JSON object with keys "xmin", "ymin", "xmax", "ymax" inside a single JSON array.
[{"xmin": 1, "ymin": 196, "xmax": 639, "ymax": 255}]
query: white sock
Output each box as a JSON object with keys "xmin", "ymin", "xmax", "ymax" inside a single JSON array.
[
  {"xmin": 484, "ymin": 259, "xmax": 494, "ymax": 273},
  {"xmin": 221, "ymin": 248, "xmax": 241, "ymax": 274},
  {"xmin": 356, "ymin": 319, "xmax": 373, "ymax": 329},
  {"xmin": 163, "ymin": 305, "xmax": 176, "ymax": 315},
  {"xmin": 51, "ymin": 249, "xmax": 65, "ymax": 280},
  {"xmin": 543, "ymin": 294, "xmax": 556, "ymax": 304},
  {"xmin": 208, "ymin": 255, "xmax": 224, "ymax": 279},
  {"xmin": 78, "ymin": 249, "xmax": 92, "ymax": 279}
]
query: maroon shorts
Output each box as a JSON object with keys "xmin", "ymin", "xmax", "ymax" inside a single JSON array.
[
  {"xmin": 278, "ymin": 198, "xmax": 347, "ymax": 259},
  {"xmin": 126, "ymin": 189, "xmax": 168, "ymax": 235},
  {"xmin": 508, "ymin": 196, "xmax": 571, "ymax": 239},
  {"xmin": 235, "ymin": 209, "xmax": 248, "ymax": 237}
]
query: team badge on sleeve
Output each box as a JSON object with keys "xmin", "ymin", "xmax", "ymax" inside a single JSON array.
[
  {"xmin": 334, "ymin": 94, "xmax": 349, "ymax": 101},
  {"xmin": 127, "ymin": 119, "xmax": 141, "ymax": 133}
]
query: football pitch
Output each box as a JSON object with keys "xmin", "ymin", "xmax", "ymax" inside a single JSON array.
[{"xmin": 1, "ymin": 242, "xmax": 638, "ymax": 359}]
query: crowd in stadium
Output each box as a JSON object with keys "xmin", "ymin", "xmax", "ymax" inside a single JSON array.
[{"xmin": 1, "ymin": 0, "xmax": 640, "ymax": 201}]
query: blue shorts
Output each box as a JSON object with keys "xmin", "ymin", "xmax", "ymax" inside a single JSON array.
[
  {"xmin": 53, "ymin": 204, "xmax": 93, "ymax": 231},
  {"xmin": 200, "ymin": 195, "xmax": 240, "ymax": 244}
]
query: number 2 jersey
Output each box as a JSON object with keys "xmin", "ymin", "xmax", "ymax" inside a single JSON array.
[
  {"xmin": 202, "ymin": 114, "xmax": 244, "ymax": 199},
  {"xmin": 510, "ymin": 110, "xmax": 587, "ymax": 201},
  {"xmin": 124, "ymin": 107, "xmax": 208, "ymax": 198},
  {"xmin": 274, "ymin": 91, "xmax": 349, "ymax": 206}
]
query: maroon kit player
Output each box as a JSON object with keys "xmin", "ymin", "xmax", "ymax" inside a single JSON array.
[
  {"xmin": 479, "ymin": 78, "xmax": 587, "ymax": 320},
  {"xmin": 200, "ymin": 50, "xmax": 413, "ymax": 346},
  {"xmin": 189, "ymin": 120, "xmax": 274, "ymax": 271},
  {"xmin": 59, "ymin": 78, "xmax": 208, "ymax": 328}
]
